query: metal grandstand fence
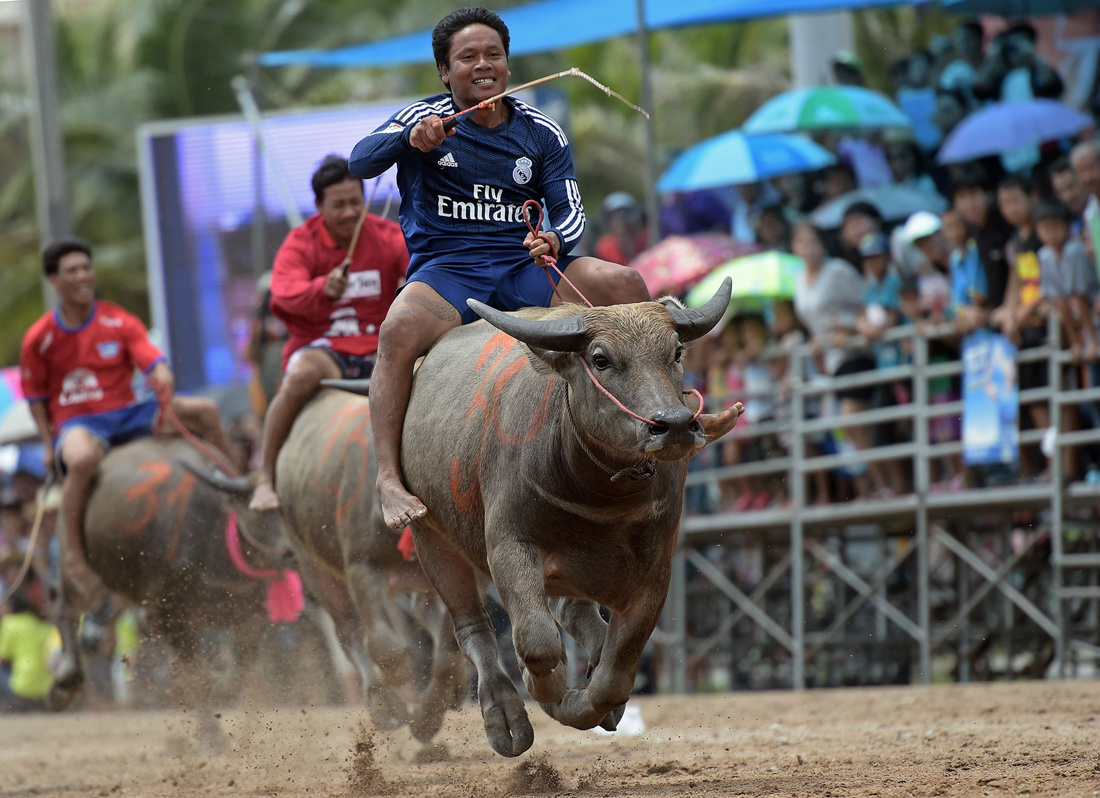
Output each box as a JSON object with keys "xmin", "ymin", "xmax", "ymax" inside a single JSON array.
[{"xmin": 654, "ymin": 320, "xmax": 1100, "ymax": 691}]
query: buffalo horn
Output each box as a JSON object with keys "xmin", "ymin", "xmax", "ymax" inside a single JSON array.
[
  {"xmin": 667, "ymin": 277, "xmax": 733, "ymax": 342},
  {"xmin": 322, "ymin": 378, "xmax": 371, "ymax": 396},
  {"xmin": 467, "ymin": 299, "xmax": 587, "ymax": 352},
  {"xmin": 181, "ymin": 460, "xmax": 252, "ymax": 496}
]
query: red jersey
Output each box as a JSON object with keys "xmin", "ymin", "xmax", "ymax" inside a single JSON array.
[
  {"xmin": 20, "ymin": 300, "xmax": 164, "ymax": 428},
  {"xmin": 270, "ymin": 213, "xmax": 408, "ymax": 369}
]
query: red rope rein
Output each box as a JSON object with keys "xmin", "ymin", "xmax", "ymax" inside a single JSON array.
[
  {"xmin": 520, "ymin": 200, "xmax": 705, "ymax": 428},
  {"xmin": 151, "ymin": 380, "xmax": 280, "ymax": 558}
]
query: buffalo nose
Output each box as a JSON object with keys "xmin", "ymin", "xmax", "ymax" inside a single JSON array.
[{"xmin": 649, "ymin": 405, "xmax": 696, "ymax": 434}]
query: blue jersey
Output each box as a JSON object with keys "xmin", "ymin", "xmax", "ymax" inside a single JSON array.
[{"xmin": 349, "ymin": 94, "xmax": 585, "ymax": 276}]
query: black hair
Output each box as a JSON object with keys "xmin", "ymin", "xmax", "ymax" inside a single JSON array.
[
  {"xmin": 7, "ymin": 590, "xmax": 37, "ymax": 617},
  {"xmin": 936, "ymin": 86, "xmax": 971, "ymax": 109},
  {"xmin": 997, "ymin": 174, "xmax": 1033, "ymax": 195},
  {"xmin": 1050, "ymin": 155, "xmax": 1073, "ymax": 177},
  {"xmin": 957, "ymin": 20, "xmax": 984, "ymax": 40},
  {"xmin": 909, "ymin": 48, "xmax": 932, "ymax": 65},
  {"xmin": 1034, "ymin": 198, "xmax": 1073, "ymax": 224},
  {"xmin": 950, "ymin": 163, "xmax": 990, "ymax": 197},
  {"xmin": 1005, "ymin": 22, "xmax": 1038, "ymax": 43},
  {"xmin": 42, "ymin": 238, "xmax": 92, "ymax": 278},
  {"xmin": 311, "ymin": 154, "xmax": 361, "ymax": 204},
  {"xmin": 842, "ymin": 201, "xmax": 883, "ymax": 223},
  {"xmin": 432, "ymin": 7, "xmax": 510, "ymax": 72}
]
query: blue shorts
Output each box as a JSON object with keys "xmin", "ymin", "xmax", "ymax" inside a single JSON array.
[
  {"xmin": 55, "ymin": 400, "xmax": 161, "ymax": 469},
  {"xmin": 407, "ymin": 253, "xmax": 577, "ymax": 325}
]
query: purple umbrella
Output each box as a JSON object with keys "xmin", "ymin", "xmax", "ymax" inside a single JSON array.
[{"xmin": 937, "ymin": 99, "xmax": 1093, "ymax": 165}]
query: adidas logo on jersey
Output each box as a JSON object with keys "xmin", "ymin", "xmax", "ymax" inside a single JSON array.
[{"xmin": 437, "ymin": 152, "xmax": 458, "ymax": 168}]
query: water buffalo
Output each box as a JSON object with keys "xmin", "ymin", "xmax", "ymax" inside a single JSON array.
[
  {"xmin": 204, "ymin": 388, "xmax": 467, "ymax": 743},
  {"xmin": 393, "ymin": 279, "xmax": 741, "ymax": 757},
  {"xmin": 50, "ymin": 437, "xmax": 287, "ymax": 744}
]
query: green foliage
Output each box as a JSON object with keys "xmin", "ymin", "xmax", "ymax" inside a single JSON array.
[{"xmin": 0, "ymin": 1, "xmax": 951, "ymax": 367}]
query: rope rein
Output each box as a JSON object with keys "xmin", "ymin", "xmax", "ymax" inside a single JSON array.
[
  {"xmin": 152, "ymin": 384, "xmax": 279, "ymax": 558},
  {"xmin": 522, "ymin": 199, "xmax": 706, "ymax": 434},
  {"xmin": 0, "ymin": 472, "xmax": 55, "ymax": 606}
]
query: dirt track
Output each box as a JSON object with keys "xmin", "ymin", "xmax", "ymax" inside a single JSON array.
[{"xmin": 2, "ymin": 680, "xmax": 1099, "ymax": 797}]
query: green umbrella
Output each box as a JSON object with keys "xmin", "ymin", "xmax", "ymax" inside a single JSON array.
[
  {"xmin": 686, "ymin": 251, "xmax": 805, "ymax": 309},
  {"xmin": 743, "ymin": 86, "xmax": 911, "ymax": 134}
]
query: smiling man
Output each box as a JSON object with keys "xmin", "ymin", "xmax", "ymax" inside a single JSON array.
[
  {"xmin": 248, "ymin": 155, "xmax": 408, "ymax": 512},
  {"xmin": 349, "ymin": 7, "xmax": 650, "ymax": 531},
  {"xmin": 20, "ymin": 238, "xmax": 232, "ymax": 607}
]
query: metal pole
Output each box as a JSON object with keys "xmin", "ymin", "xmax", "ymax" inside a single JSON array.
[
  {"xmin": 244, "ymin": 55, "xmax": 267, "ymax": 279},
  {"xmin": 230, "ymin": 74, "xmax": 304, "ymax": 229},
  {"xmin": 634, "ymin": 0, "xmax": 660, "ymax": 247},
  {"xmin": 21, "ymin": 0, "xmax": 71, "ymax": 307},
  {"xmin": 914, "ymin": 330, "xmax": 932, "ymax": 683},
  {"xmin": 790, "ymin": 350, "xmax": 806, "ymax": 690},
  {"xmin": 1048, "ymin": 315, "xmax": 1066, "ymax": 677}
]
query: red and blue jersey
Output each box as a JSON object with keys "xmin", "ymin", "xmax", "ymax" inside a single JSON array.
[{"xmin": 20, "ymin": 301, "xmax": 164, "ymax": 428}]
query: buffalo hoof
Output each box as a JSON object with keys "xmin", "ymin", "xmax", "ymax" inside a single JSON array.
[
  {"xmin": 521, "ymin": 661, "xmax": 567, "ymax": 704},
  {"xmin": 366, "ymin": 683, "xmax": 410, "ymax": 731},
  {"xmin": 409, "ymin": 701, "xmax": 445, "ymax": 744},
  {"xmin": 479, "ymin": 673, "xmax": 533, "ymax": 757},
  {"xmin": 598, "ymin": 703, "xmax": 627, "ymax": 732}
]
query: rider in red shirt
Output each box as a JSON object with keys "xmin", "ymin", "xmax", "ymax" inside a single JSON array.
[
  {"xmin": 249, "ymin": 155, "xmax": 408, "ymax": 512},
  {"xmin": 20, "ymin": 238, "xmax": 233, "ymax": 608}
]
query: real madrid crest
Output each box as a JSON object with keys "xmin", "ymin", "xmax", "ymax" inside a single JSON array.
[{"xmin": 513, "ymin": 156, "xmax": 533, "ymax": 185}]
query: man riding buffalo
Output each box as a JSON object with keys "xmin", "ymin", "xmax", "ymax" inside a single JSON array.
[
  {"xmin": 20, "ymin": 238, "xmax": 232, "ymax": 608},
  {"xmin": 349, "ymin": 6, "xmax": 650, "ymax": 533},
  {"xmin": 249, "ymin": 155, "xmax": 408, "ymax": 512}
]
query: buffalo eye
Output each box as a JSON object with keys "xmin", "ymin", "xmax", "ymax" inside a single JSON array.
[
  {"xmin": 674, "ymin": 345, "xmax": 684, "ymax": 363},
  {"xmin": 592, "ymin": 353, "xmax": 610, "ymax": 370}
]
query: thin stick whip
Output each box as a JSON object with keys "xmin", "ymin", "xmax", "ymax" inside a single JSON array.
[
  {"xmin": 442, "ymin": 67, "xmax": 648, "ymax": 131},
  {"xmin": 341, "ymin": 175, "xmax": 384, "ymax": 276}
]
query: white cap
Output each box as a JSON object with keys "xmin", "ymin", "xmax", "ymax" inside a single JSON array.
[{"xmin": 898, "ymin": 211, "xmax": 942, "ymax": 247}]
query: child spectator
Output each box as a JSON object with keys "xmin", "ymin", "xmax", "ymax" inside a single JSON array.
[
  {"xmin": 1037, "ymin": 199, "xmax": 1100, "ymax": 481},
  {"xmin": 992, "ymin": 175, "xmax": 1049, "ymax": 479},
  {"xmin": 725, "ymin": 314, "xmax": 776, "ymax": 512},
  {"xmin": 0, "ymin": 588, "xmax": 55, "ymax": 712},
  {"xmin": 899, "ymin": 211, "xmax": 967, "ymax": 489},
  {"xmin": 850, "ymin": 232, "xmax": 909, "ymax": 496},
  {"xmin": 951, "ymin": 164, "xmax": 1015, "ymax": 312}
]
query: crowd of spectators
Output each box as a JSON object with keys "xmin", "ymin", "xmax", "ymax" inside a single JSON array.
[{"xmin": 631, "ymin": 19, "xmax": 1100, "ymax": 512}]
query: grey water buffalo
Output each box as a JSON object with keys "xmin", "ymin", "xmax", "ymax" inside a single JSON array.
[
  {"xmin": 50, "ymin": 437, "xmax": 285, "ymax": 743},
  {"xmin": 393, "ymin": 279, "xmax": 741, "ymax": 757},
  {"xmin": 205, "ymin": 388, "xmax": 466, "ymax": 743}
]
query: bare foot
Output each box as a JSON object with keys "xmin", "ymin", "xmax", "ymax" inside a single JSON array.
[
  {"xmin": 64, "ymin": 554, "xmax": 107, "ymax": 611},
  {"xmin": 377, "ymin": 476, "xmax": 427, "ymax": 529},
  {"xmin": 249, "ymin": 481, "xmax": 281, "ymax": 512}
]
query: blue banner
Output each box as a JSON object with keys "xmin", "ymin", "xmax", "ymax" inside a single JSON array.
[{"xmin": 962, "ymin": 330, "xmax": 1019, "ymax": 466}]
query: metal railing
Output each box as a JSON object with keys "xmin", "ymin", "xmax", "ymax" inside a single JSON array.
[{"xmin": 655, "ymin": 318, "xmax": 1100, "ymax": 691}]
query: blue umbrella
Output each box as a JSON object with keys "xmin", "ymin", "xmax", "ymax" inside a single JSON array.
[
  {"xmin": 657, "ymin": 131, "xmax": 836, "ymax": 193},
  {"xmin": 942, "ymin": 0, "xmax": 1095, "ymax": 15},
  {"xmin": 937, "ymin": 99, "xmax": 1093, "ymax": 165}
]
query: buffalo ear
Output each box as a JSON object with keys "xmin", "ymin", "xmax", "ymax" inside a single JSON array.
[{"xmin": 666, "ymin": 277, "xmax": 732, "ymax": 342}]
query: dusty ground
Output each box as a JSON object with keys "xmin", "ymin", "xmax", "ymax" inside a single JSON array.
[{"xmin": 2, "ymin": 680, "xmax": 1099, "ymax": 797}]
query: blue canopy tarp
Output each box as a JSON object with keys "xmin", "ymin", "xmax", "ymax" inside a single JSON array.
[{"xmin": 259, "ymin": 0, "xmax": 917, "ymax": 69}]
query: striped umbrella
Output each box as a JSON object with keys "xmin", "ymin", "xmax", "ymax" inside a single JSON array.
[
  {"xmin": 657, "ymin": 131, "xmax": 836, "ymax": 193},
  {"xmin": 743, "ymin": 86, "xmax": 911, "ymax": 134},
  {"xmin": 686, "ymin": 251, "xmax": 805, "ymax": 309}
]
